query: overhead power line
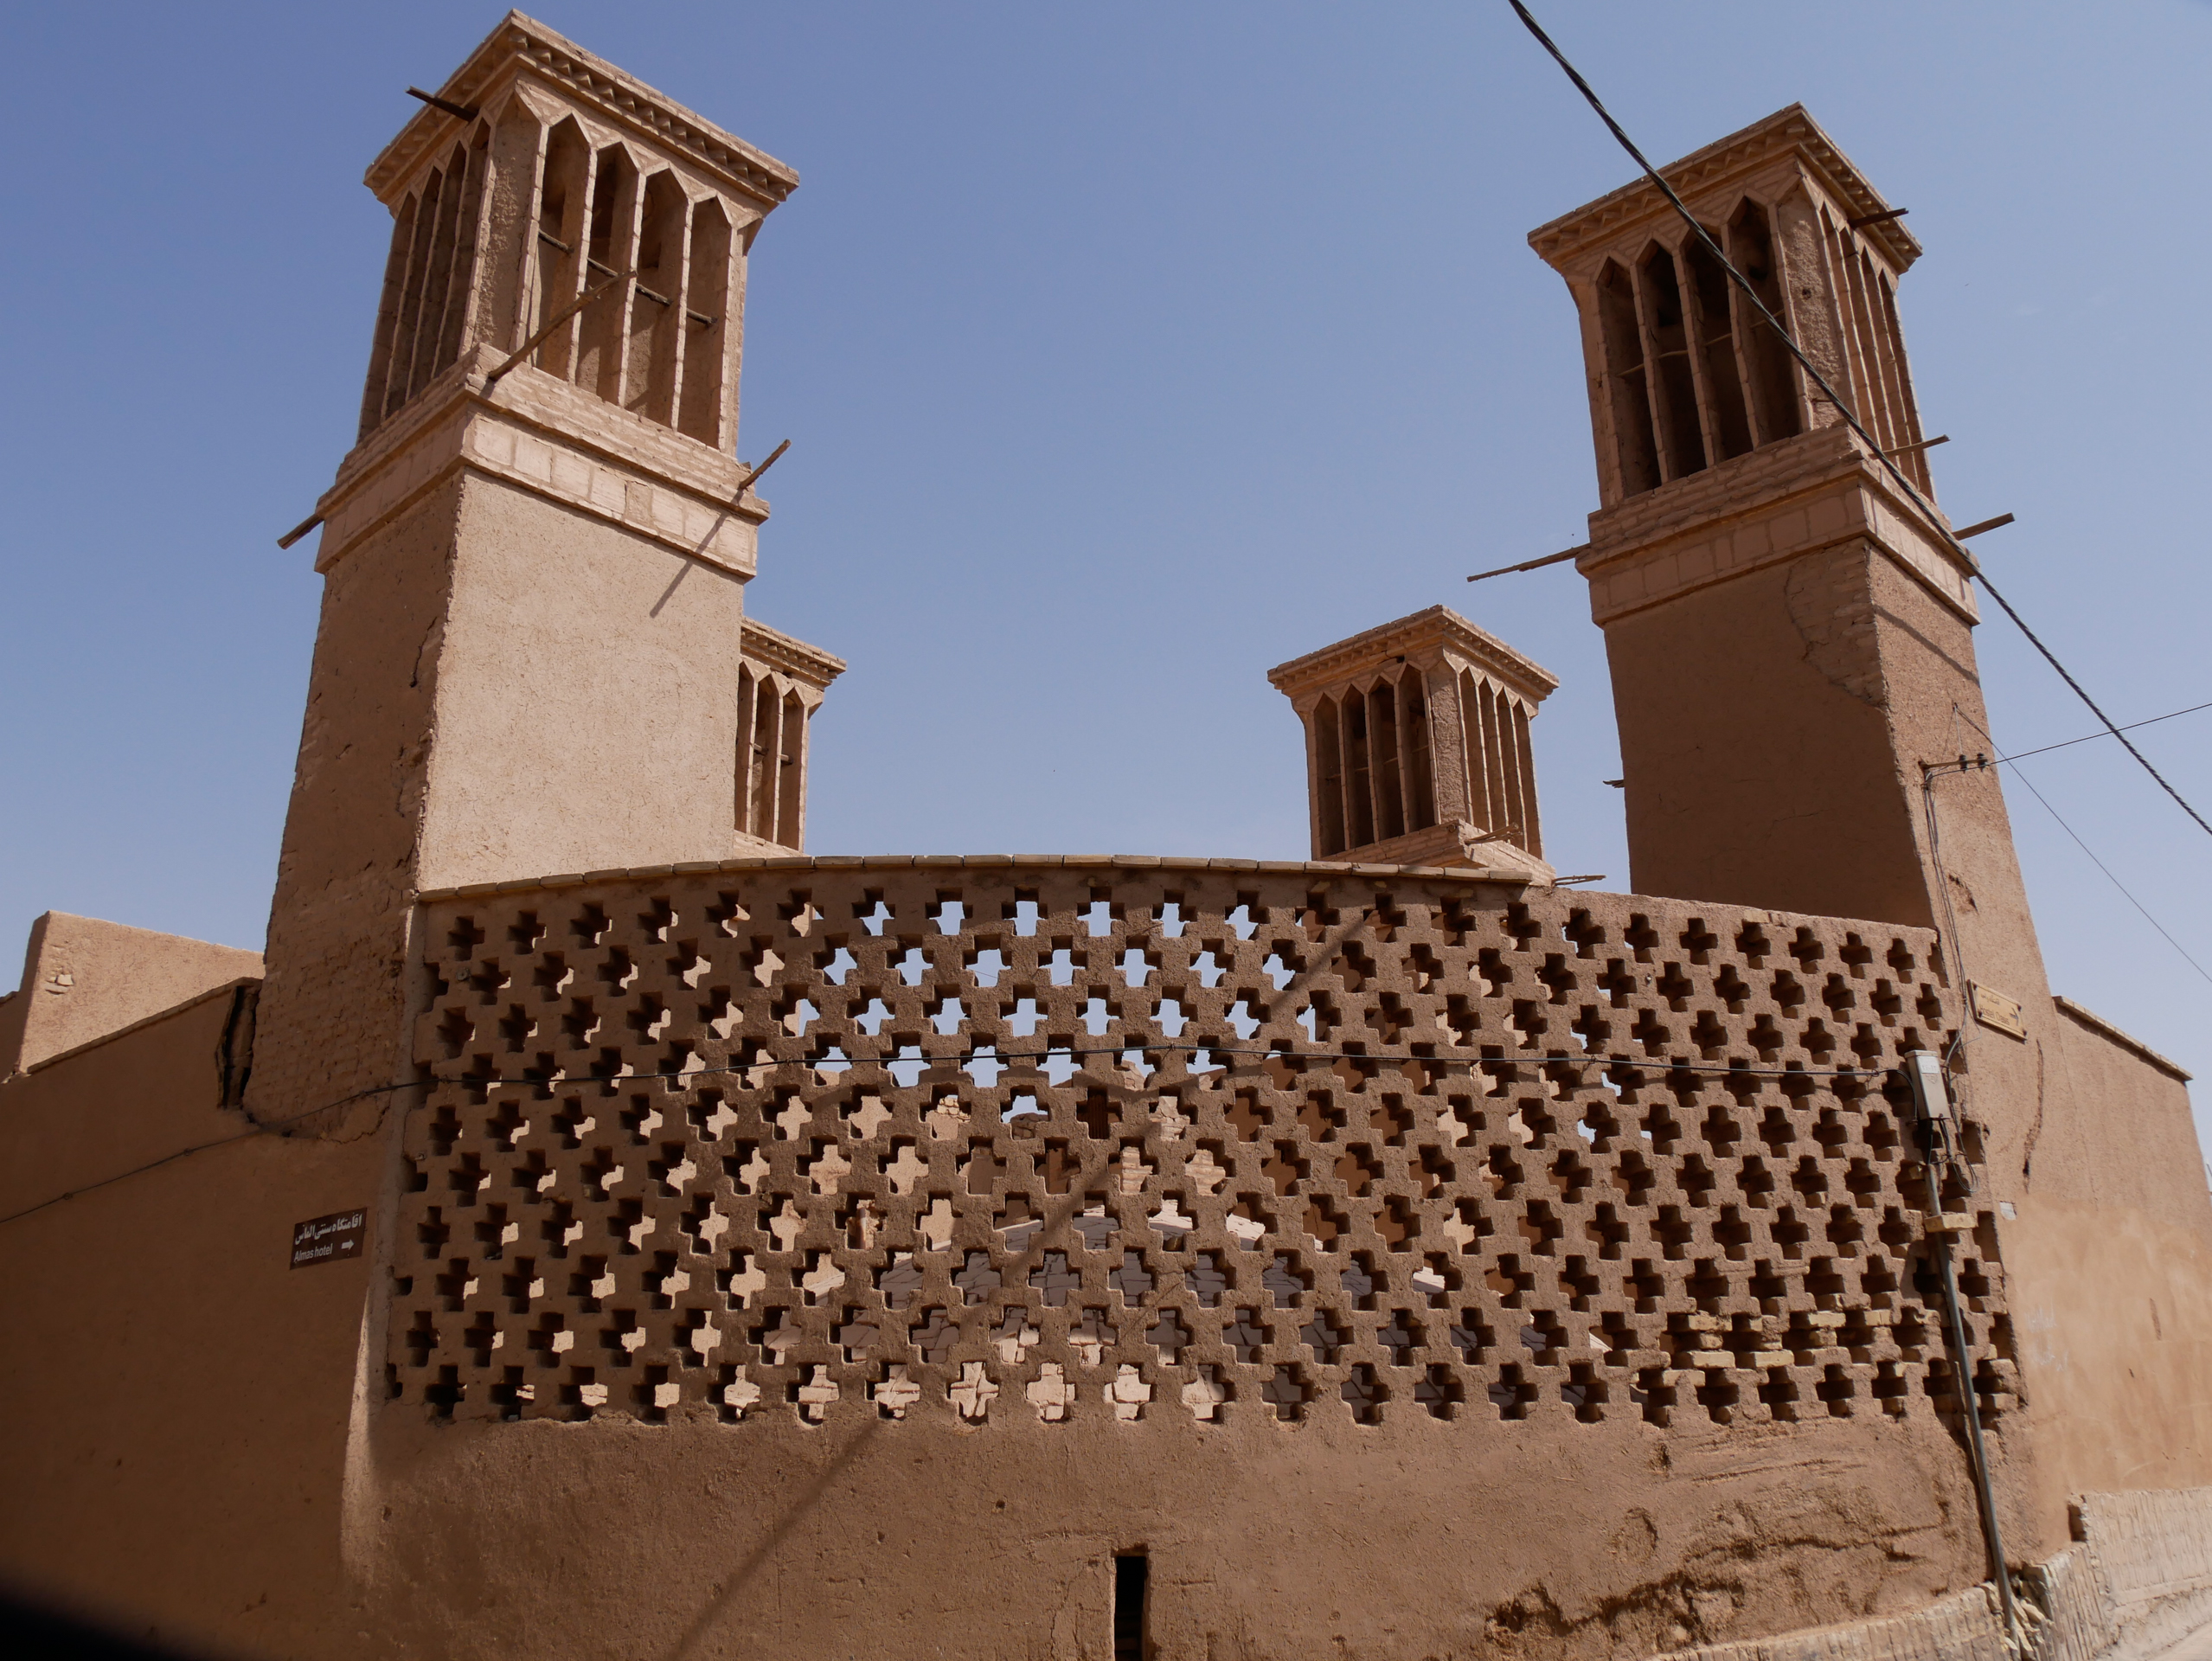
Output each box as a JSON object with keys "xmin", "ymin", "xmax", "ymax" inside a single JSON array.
[
  {"xmin": 1935, "ymin": 709, "xmax": 2212, "ymax": 990},
  {"xmin": 2005, "ymin": 761, "xmax": 2212, "ymax": 988},
  {"xmin": 1989, "ymin": 699, "xmax": 2212, "ymax": 769},
  {"xmin": 1504, "ymin": 0, "xmax": 2212, "ymax": 844}
]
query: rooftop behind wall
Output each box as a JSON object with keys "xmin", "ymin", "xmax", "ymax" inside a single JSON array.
[
  {"xmin": 3, "ymin": 913, "xmax": 262, "ymax": 1077},
  {"xmin": 393, "ymin": 857, "xmax": 2012, "ymax": 1437}
]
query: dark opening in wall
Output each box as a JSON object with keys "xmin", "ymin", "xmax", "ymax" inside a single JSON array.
[
  {"xmin": 678, "ymin": 199, "xmax": 734, "ymax": 446},
  {"xmin": 1370, "ymin": 681, "xmax": 1405, "ymax": 843},
  {"xmin": 1727, "ymin": 200, "xmax": 1802, "ymax": 446},
  {"xmin": 1314, "ymin": 695, "xmax": 1346, "ymax": 857},
  {"xmin": 1683, "ymin": 231, "xmax": 1753, "ymax": 461},
  {"xmin": 1637, "ymin": 243, "xmax": 1707, "ymax": 482},
  {"xmin": 1595, "ymin": 259, "xmax": 1659, "ymax": 496},
  {"xmin": 1113, "ymin": 1554, "xmax": 1149, "ymax": 1661},
  {"xmin": 1343, "ymin": 697, "xmax": 1375, "ymax": 849}
]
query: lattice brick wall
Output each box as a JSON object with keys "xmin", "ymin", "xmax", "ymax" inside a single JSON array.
[{"xmin": 389, "ymin": 858, "xmax": 2015, "ymax": 1431}]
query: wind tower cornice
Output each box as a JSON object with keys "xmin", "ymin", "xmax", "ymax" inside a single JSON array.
[
  {"xmin": 1267, "ymin": 605, "xmax": 1558, "ymax": 710},
  {"xmin": 366, "ymin": 10, "xmax": 799, "ymax": 210},
  {"xmin": 1528, "ymin": 103, "xmax": 1920, "ymax": 277}
]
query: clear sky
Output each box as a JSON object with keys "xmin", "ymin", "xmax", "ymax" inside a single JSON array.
[{"xmin": 3, "ymin": 3, "xmax": 2207, "ymax": 1153}]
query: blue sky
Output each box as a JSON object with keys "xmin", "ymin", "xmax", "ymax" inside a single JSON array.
[{"xmin": 2, "ymin": 3, "xmax": 2206, "ymax": 1151}]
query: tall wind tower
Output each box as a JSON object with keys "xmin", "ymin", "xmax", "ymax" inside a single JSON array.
[
  {"xmin": 253, "ymin": 13, "xmax": 842, "ymax": 1124},
  {"xmin": 1529, "ymin": 105, "xmax": 2212, "ymax": 1530},
  {"xmin": 1526, "ymin": 106, "xmax": 2057, "ymax": 1138}
]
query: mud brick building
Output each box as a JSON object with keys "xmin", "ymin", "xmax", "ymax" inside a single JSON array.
[{"xmin": 3, "ymin": 15, "xmax": 2209, "ymax": 1660}]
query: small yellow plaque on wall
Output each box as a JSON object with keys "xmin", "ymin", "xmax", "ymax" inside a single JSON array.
[{"xmin": 1969, "ymin": 981, "xmax": 2027, "ymax": 1040}]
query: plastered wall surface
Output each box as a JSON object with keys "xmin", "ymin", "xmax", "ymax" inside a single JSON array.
[
  {"xmin": 253, "ymin": 480, "xmax": 461, "ymax": 1125},
  {"xmin": 416, "ymin": 477, "xmax": 752, "ymax": 892},
  {"xmin": 253, "ymin": 471, "xmax": 765, "ymax": 1126},
  {"xmin": 0, "ymin": 991, "xmax": 380, "ymax": 1659},
  {"xmin": 1601, "ymin": 542, "xmax": 1935, "ymax": 931},
  {"xmin": 1811, "ymin": 550, "xmax": 2211, "ymax": 1537},
  {"xmin": 2, "ymin": 912, "xmax": 261, "ymax": 1075},
  {"xmin": 2001, "ymin": 1017, "xmax": 2212, "ymax": 1506},
  {"xmin": 358, "ymin": 1399, "xmax": 1984, "ymax": 1660},
  {"xmin": 1577, "ymin": 437, "xmax": 2211, "ymax": 1548}
]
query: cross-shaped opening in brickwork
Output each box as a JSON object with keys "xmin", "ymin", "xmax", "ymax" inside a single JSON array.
[{"xmin": 1489, "ymin": 1365, "xmax": 1536, "ymax": 1420}]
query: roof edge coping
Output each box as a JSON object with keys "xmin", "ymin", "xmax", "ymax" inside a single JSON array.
[
  {"xmin": 2053, "ymin": 995, "xmax": 2192, "ymax": 1084},
  {"xmin": 413, "ymin": 853, "xmax": 1550, "ymax": 904}
]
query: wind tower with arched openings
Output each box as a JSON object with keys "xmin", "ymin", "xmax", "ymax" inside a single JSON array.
[{"xmin": 253, "ymin": 11, "xmax": 842, "ymax": 1127}]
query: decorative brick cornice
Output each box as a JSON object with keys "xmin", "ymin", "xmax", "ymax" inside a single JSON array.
[
  {"xmin": 365, "ymin": 10, "xmax": 799, "ymax": 209},
  {"xmin": 1587, "ymin": 424, "xmax": 1863, "ymax": 553},
  {"xmin": 1326, "ymin": 820, "xmax": 1557, "ymax": 887},
  {"xmin": 1576, "ymin": 426, "xmax": 1980, "ymax": 628},
  {"xmin": 1266, "ymin": 605, "xmax": 1558, "ymax": 706},
  {"xmin": 1526, "ymin": 103, "xmax": 1920, "ymax": 275},
  {"xmin": 740, "ymin": 618, "xmax": 845, "ymax": 692},
  {"xmin": 312, "ymin": 347, "xmax": 766, "ymax": 578}
]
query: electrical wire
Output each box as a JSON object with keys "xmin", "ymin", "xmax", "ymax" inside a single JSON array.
[
  {"xmin": 1501, "ymin": 6, "xmax": 2026, "ymax": 1627},
  {"xmin": 1984, "ymin": 698, "xmax": 2212, "ymax": 769},
  {"xmin": 0, "ymin": 1078, "xmax": 423, "ymax": 1229},
  {"xmin": 1998, "ymin": 765, "xmax": 2212, "ymax": 988},
  {"xmin": 1504, "ymin": 0, "xmax": 2212, "ymax": 845},
  {"xmin": 409, "ymin": 1040, "xmax": 1890, "ymax": 1090},
  {"xmin": 1934, "ymin": 708, "xmax": 2212, "ymax": 986},
  {"xmin": 0, "ymin": 1034, "xmax": 1899, "ymax": 1230}
]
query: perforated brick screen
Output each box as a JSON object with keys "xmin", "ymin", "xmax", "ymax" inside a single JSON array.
[{"xmin": 389, "ymin": 859, "xmax": 2015, "ymax": 1431}]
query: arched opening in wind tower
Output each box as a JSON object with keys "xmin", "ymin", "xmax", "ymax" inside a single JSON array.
[
  {"xmin": 531, "ymin": 119, "xmax": 593, "ymax": 382},
  {"xmin": 1683, "ymin": 231, "xmax": 1753, "ymax": 461},
  {"xmin": 679, "ymin": 199, "xmax": 734, "ymax": 446},
  {"xmin": 1313, "ymin": 696, "xmax": 1347, "ymax": 857},
  {"xmin": 1637, "ymin": 242, "xmax": 1707, "ymax": 481},
  {"xmin": 575, "ymin": 147, "xmax": 637, "ymax": 401},
  {"xmin": 625, "ymin": 170, "xmax": 689, "ymax": 422},
  {"xmin": 1726, "ymin": 200, "xmax": 1802, "ymax": 446},
  {"xmin": 1595, "ymin": 259, "xmax": 1660, "ymax": 497}
]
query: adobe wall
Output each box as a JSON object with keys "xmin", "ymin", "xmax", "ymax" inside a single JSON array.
[
  {"xmin": 1862, "ymin": 552, "xmax": 2212, "ymax": 1531},
  {"xmin": 352, "ymin": 857, "xmax": 2016, "ymax": 1659},
  {"xmin": 2000, "ymin": 1010, "xmax": 2212, "ymax": 1505},
  {"xmin": 253, "ymin": 479, "xmax": 460, "ymax": 1124},
  {"xmin": 414, "ymin": 473, "xmax": 753, "ymax": 891},
  {"xmin": 2, "ymin": 911, "xmax": 261, "ymax": 1076},
  {"xmin": 1602, "ymin": 535, "xmax": 1935, "ymax": 930},
  {"xmin": 25, "ymin": 856, "xmax": 2199, "ymax": 1659},
  {"xmin": 0, "ymin": 985, "xmax": 381, "ymax": 1659}
]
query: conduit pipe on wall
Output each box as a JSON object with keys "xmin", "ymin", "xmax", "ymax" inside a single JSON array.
[{"xmin": 1901, "ymin": 1049, "xmax": 2022, "ymax": 1645}]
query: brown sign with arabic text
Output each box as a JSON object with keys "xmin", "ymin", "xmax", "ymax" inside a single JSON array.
[
  {"xmin": 1969, "ymin": 981, "xmax": 2028, "ymax": 1042},
  {"xmin": 291, "ymin": 1209, "xmax": 367, "ymax": 1269}
]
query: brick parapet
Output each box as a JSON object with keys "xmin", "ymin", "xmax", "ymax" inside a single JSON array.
[
  {"xmin": 414, "ymin": 851, "xmax": 1545, "ymax": 903},
  {"xmin": 387, "ymin": 864, "xmax": 2014, "ymax": 1440}
]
